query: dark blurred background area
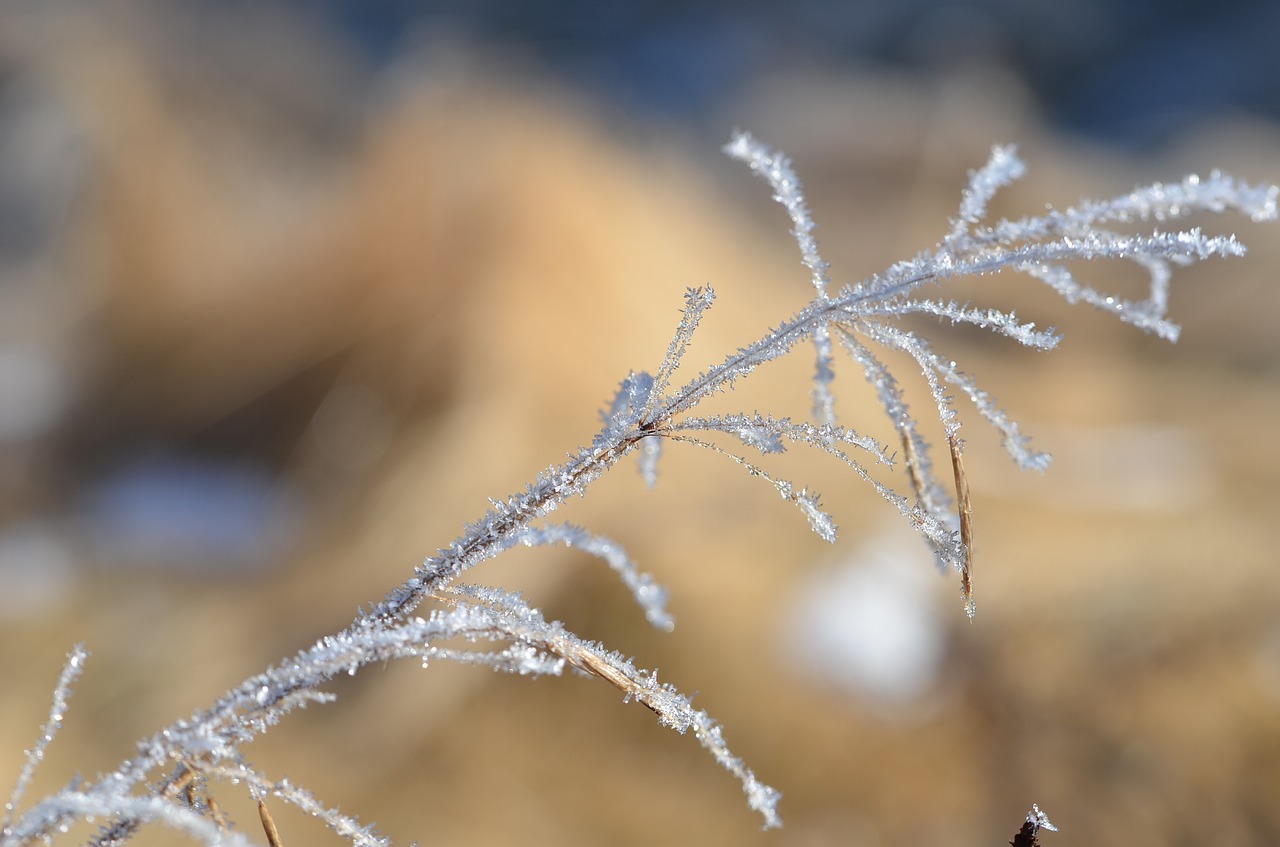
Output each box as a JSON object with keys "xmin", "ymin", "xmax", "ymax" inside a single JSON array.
[
  {"xmin": 1, "ymin": 2, "xmax": 1278, "ymax": 846},
  {"xmin": 295, "ymin": 0, "xmax": 1280, "ymax": 149}
]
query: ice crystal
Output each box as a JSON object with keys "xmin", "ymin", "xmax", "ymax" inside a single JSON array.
[{"xmin": 1011, "ymin": 803, "xmax": 1059, "ymax": 847}]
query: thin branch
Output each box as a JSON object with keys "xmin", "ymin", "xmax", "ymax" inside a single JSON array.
[{"xmin": 2, "ymin": 645, "xmax": 87, "ymax": 837}]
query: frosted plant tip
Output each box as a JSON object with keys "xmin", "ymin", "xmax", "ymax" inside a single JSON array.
[
  {"xmin": 1029, "ymin": 804, "xmax": 1057, "ymax": 831},
  {"xmin": 1010, "ymin": 804, "xmax": 1057, "ymax": 847}
]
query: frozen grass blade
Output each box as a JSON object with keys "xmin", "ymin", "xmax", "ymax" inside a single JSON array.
[{"xmin": 2, "ymin": 646, "xmax": 87, "ymax": 838}]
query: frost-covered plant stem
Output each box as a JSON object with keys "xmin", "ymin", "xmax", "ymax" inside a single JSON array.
[{"xmin": 3, "ymin": 133, "xmax": 1275, "ymax": 846}]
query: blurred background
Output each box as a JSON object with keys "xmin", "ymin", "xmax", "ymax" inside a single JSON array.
[{"xmin": 1, "ymin": 1, "xmax": 1278, "ymax": 845}]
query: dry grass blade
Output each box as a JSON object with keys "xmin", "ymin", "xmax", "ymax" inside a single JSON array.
[
  {"xmin": 900, "ymin": 428, "xmax": 929, "ymax": 508},
  {"xmin": 259, "ymin": 800, "xmax": 284, "ymax": 847},
  {"xmin": 948, "ymin": 434, "xmax": 975, "ymax": 618}
]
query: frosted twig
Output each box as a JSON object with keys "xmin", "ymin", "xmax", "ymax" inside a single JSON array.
[
  {"xmin": 7, "ymin": 791, "xmax": 256, "ymax": 847},
  {"xmin": 723, "ymin": 131, "xmax": 839, "ymax": 426},
  {"xmin": 723, "ymin": 131, "xmax": 831, "ymax": 295},
  {"xmin": 645, "ymin": 286, "xmax": 717, "ymax": 423},
  {"xmin": 510, "ymin": 522, "xmax": 673, "ymax": 631},
  {"xmin": 4, "ymin": 132, "xmax": 1273, "ymax": 845},
  {"xmin": 2, "ymin": 645, "xmax": 87, "ymax": 838},
  {"xmin": 205, "ymin": 764, "xmax": 390, "ymax": 847},
  {"xmin": 434, "ymin": 585, "xmax": 782, "ymax": 826}
]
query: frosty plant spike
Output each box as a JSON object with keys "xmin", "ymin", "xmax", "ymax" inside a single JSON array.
[{"xmin": 3, "ymin": 133, "xmax": 1274, "ymax": 845}]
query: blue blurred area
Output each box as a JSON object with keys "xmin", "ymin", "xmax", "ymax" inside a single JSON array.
[
  {"xmin": 79, "ymin": 453, "xmax": 301, "ymax": 575},
  {"xmin": 280, "ymin": 0, "xmax": 1280, "ymax": 148}
]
